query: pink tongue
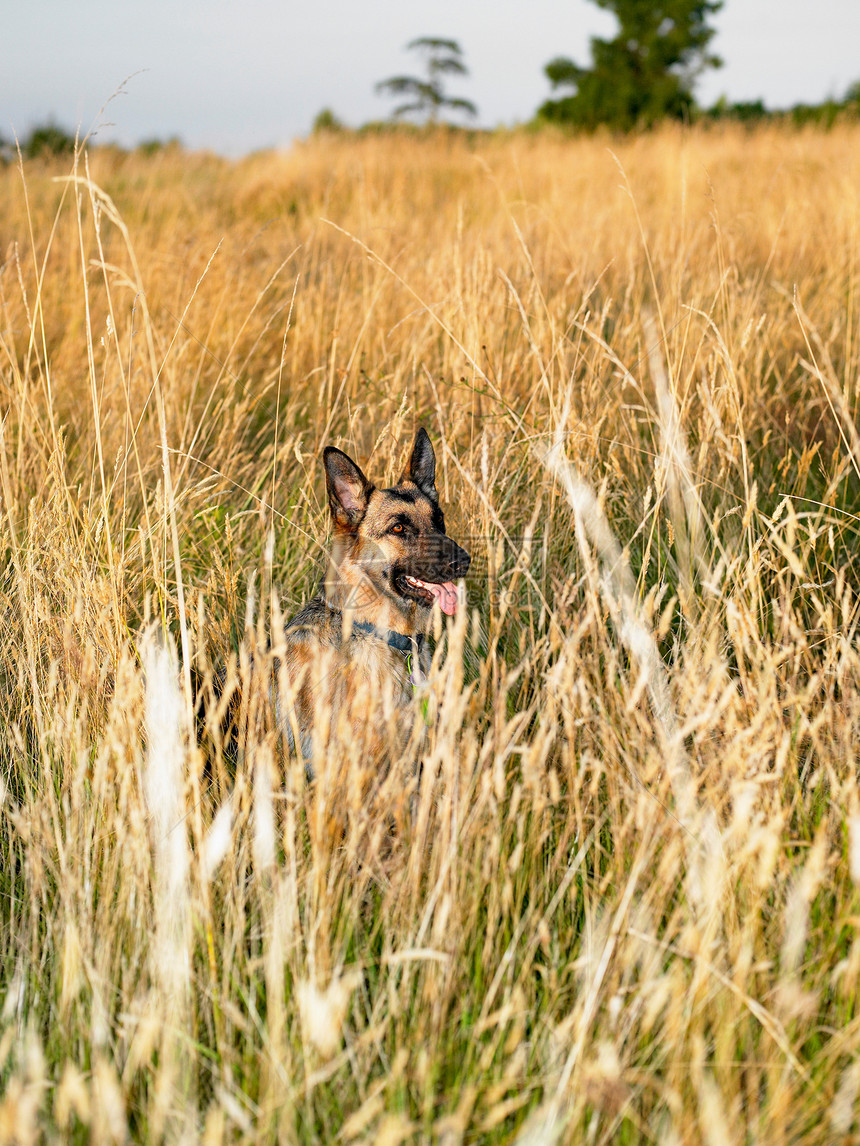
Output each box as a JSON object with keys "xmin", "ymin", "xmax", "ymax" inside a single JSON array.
[{"xmin": 415, "ymin": 579, "xmax": 459, "ymax": 615}]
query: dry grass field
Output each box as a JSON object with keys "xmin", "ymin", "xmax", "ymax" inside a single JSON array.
[{"xmin": 2, "ymin": 121, "xmax": 860, "ymax": 1143}]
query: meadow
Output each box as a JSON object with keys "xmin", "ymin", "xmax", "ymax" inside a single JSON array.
[{"xmin": 1, "ymin": 121, "xmax": 860, "ymax": 1143}]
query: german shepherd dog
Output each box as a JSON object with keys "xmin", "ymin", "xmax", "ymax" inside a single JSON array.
[{"xmin": 275, "ymin": 428, "xmax": 470, "ymax": 772}]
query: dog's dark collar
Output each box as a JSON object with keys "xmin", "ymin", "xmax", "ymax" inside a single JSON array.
[{"xmin": 350, "ymin": 618, "xmax": 425, "ymax": 656}]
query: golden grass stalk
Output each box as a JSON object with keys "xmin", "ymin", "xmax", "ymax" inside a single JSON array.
[
  {"xmin": 142, "ymin": 635, "xmax": 195, "ymax": 1137},
  {"xmin": 541, "ymin": 403, "xmax": 725, "ymax": 920},
  {"xmin": 143, "ymin": 636, "xmax": 191, "ymax": 1003}
]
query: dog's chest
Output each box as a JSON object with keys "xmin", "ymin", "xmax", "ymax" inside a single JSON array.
[{"xmin": 349, "ymin": 638, "xmax": 415, "ymax": 704}]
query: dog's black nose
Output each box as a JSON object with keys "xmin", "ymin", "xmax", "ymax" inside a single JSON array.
[{"xmin": 449, "ymin": 542, "xmax": 470, "ymax": 579}]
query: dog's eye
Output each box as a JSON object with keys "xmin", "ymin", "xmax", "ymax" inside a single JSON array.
[{"xmin": 391, "ymin": 523, "xmax": 405, "ymax": 534}]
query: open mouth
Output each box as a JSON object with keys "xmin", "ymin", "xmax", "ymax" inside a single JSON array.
[{"xmin": 396, "ymin": 573, "xmax": 460, "ymax": 615}]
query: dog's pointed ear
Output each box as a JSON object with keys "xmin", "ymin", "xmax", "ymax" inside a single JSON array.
[
  {"xmin": 323, "ymin": 446, "xmax": 374, "ymax": 530},
  {"xmin": 403, "ymin": 427, "xmax": 437, "ymax": 501}
]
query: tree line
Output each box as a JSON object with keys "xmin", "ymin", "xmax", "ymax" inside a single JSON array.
[
  {"xmin": 0, "ymin": 124, "xmax": 183, "ymax": 163},
  {"xmin": 358, "ymin": 0, "xmax": 859, "ymax": 134},
  {"xmin": 11, "ymin": 1, "xmax": 860, "ymax": 157}
]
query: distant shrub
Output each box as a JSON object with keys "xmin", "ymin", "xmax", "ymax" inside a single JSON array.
[
  {"xmin": 312, "ymin": 108, "xmax": 344, "ymax": 134},
  {"xmin": 789, "ymin": 100, "xmax": 844, "ymax": 129},
  {"xmin": 706, "ymin": 97, "xmax": 768, "ymax": 123},
  {"xmin": 24, "ymin": 122, "xmax": 77, "ymax": 159},
  {"xmin": 136, "ymin": 136, "xmax": 183, "ymax": 156},
  {"xmin": 703, "ymin": 83, "xmax": 860, "ymax": 130}
]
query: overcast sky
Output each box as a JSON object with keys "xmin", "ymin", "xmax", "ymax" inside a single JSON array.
[{"xmin": 3, "ymin": 1, "xmax": 859, "ymax": 155}]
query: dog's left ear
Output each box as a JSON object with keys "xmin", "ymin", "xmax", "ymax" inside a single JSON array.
[{"xmin": 403, "ymin": 427, "xmax": 437, "ymax": 501}]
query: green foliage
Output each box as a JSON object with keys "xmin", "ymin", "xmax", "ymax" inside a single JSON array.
[
  {"xmin": 539, "ymin": 0, "xmax": 723, "ymax": 130},
  {"xmin": 135, "ymin": 135, "xmax": 183, "ymax": 156},
  {"xmin": 23, "ymin": 121, "xmax": 77, "ymax": 158},
  {"xmin": 705, "ymin": 96, "xmax": 768, "ymax": 124},
  {"xmin": 789, "ymin": 98, "xmax": 847, "ymax": 129},
  {"xmin": 704, "ymin": 78, "xmax": 860, "ymax": 128},
  {"xmin": 312, "ymin": 107, "xmax": 344, "ymax": 134},
  {"xmin": 376, "ymin": 37, "xmax": 478, "ymax": 124}
]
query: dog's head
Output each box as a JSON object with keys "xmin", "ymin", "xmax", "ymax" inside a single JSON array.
[{"xmin": 323, "ymin": 428, "xmax": 470, "ymax": 621}]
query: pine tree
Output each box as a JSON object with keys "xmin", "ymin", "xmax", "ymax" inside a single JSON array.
[
  {"xmin": 539, "ymin": 0, "xmax": 723, "ymax": 130},
  {"xmin": 376, "ymin": 38, "xmax": 478, "ymax": 124}
]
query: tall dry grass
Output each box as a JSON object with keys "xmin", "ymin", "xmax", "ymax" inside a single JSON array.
[{"xmin": 1, "ymin": 122, "xmax": 860, "ymax": 1142}]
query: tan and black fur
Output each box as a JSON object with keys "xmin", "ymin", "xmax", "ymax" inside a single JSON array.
[{"xmin": 275, "ymin": 428, "xmax": 470, "ymax": 771}]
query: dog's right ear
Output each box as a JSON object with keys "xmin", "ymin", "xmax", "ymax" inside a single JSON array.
[{"xmin": 323, "ymin": 446, "xmax": 374, "ymax": 530}]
